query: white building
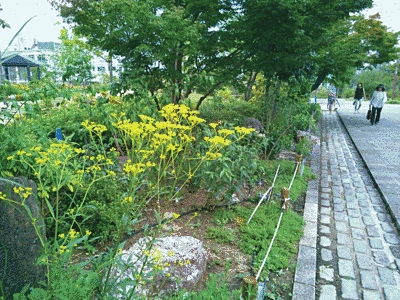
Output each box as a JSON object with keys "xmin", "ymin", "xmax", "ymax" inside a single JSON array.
[{"xmin": 1, "ymin": 40, "xmax": 122, "ymax": 83}]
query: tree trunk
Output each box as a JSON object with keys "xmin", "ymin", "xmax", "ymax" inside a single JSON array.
[
  {"xmin": 108, "ymin": 55, "xmax": 113, "ymax": 84},
  {"xmin": 195, "ymin": 82, "xmax": 223, "ymax": 110},
  {"xmin": 311, "ymin": 71, "xmax": 328, "ymax": 92},
  {"xmin": 244, "ymin": 71, "xmax": 258, "ymax": 101}
]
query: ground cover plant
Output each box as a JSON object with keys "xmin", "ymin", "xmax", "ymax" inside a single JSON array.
[{"xmin": 0, "ymin": 81, "xmax": 317, "ymax": 299}]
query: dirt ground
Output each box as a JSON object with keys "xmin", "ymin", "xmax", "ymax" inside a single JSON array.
[{"xmin": 123, "ymin": 181, "xmax": 307, "ymax": 299}]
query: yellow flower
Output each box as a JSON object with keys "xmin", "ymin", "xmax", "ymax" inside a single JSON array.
[
  {"xmin": 85, "ymin": 230, "xmax": 92, "ymax": 236},
  {"xmin": 173, "ymin": 213, "xmax": 180, "ymax": 219},
  {"xmin": 209, "ymin": 123, "xmax": 218, "ymax": 129},
  {"xmin": 122, "ymin": 196, "xmax": 133, "ymax": 204},
  {"xmin": 235, "ymin": 126, "xmax": 255, "ymax": 135},
  {"xmin": 7, "ymin": 155, "xmax": 15, "ymax": 160},
  {"xmin": 59, "ymin": 245, "xmax": 67, "ymax": 254},
  {"xmin": 58, "ymin": 233, "xmax": 65, "ymax": 239},
  {"xmin": 68, "ymin": 229, "xmax": 79, "ymax": 239}
]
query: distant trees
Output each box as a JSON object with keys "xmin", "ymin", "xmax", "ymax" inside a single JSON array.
[{"xmin": 48, "ymin": 0, "xmax": 399, "ymax": 105}]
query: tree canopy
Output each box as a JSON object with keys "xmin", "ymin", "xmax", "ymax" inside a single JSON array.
[{"xmin": 49, "ymin": 0, "xmax": 399, "ymax": 104}]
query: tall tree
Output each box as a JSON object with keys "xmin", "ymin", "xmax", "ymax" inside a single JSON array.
[
  {"xmin": 50, "ymin": 0, "xmax": 399, "ymax": 104},
  {"xmin": 310, "ymin": 13, "xmax": 399, "ymax": 91},
  {"xmin": 50, "ymin": 28, "xmax": 93, "ymax": 84},
  {"xmin": 50, "ymin": 0, "xmax": 242, "ymax": 108}
]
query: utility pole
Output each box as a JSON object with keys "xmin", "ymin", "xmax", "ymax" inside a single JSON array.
[{"xmin": 392, "ymin": 59, "xmax": 399, "ymax": 101}]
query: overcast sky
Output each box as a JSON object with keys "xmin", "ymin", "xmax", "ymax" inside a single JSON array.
[{"xmin": 0, "ymin": 0, "xmax": 399, "ymax": 52}]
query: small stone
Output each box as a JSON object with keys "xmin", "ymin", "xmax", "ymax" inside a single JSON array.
[
  {"xmin": 320, "ymin": 225, "xmax": 330, "ymax": 234},
  {"xmin": 373, "ymin": 251, "xmax": 390, "ymax": 266},
  {"xmin": 360, "ymin": 207, "xmax": 372, "ymax": 216},
  {"xmin": 377, "ymin": 267, "xmax": 396, "ymax": 285},
  {"xmin": 360, "ymin": 270, "xmax": 378, "ymax": 289},
  {"xmin": 363, "ymin": 290, "xmax": 381, "ymax": 300},
  {"xmin": 319, "ymin": 266, "xmax": 334, "ymax": 281},
  {"xmin": 319, "ymin": 285, "xmax": 336, "ymax": 300},
  {"xmin": 337, "ymin": 233, "xmax": 351, "ymax": 245},
  {"xmin": 381, "ymin": 222, "xmax": 395, "ymax": 233},
  {"xmin": 369, "ymin": 238, "xmax": 384, "ymax": 249},
  {"xmin": 338, "ymin": 259, "xmax": 355, "ymax": 278},
  {"xmin": 384, "ymin": 233, "xmax": 400, "ymax": 245},
  {"xmin": 366, "ymin": 226, "xmax": 380, "ymax": 237},
  {"xmin": 335, "ymin": 221, "xmax": 347, "ymax": 233},
  {"xmin": 320, "ymin": 207, "xmax": 331, "ymax": 215},
  {"xmin": 321, "ymin": 248, "xmax": 333, "ymax": 262},
  {"xmin": 384, "ymin": 286, "xmax": 400, "ymax": 300},
  {"xmin": 320, "ymin": 236, "xmax": 331, "ymax": 247},
  {"xmin": 373, "ymin": 205, "xmax": 385, "ymax": 213},
  {"xmin": 347, "ymin": 209, "xmax": 360, "ymax": 218},
  {"xmin": 321, "ymin": 200, "xmax": 330, "ymax": 207},
  {"xmin": 341, "ymin": 278, "xmax": 358, "ymax": 299},
  {"xmin": 356, "ymin": 253, "xmax": 373, "ymax": 270},
  {"xmin": 348, "ymin": 217, "xmax": 363, "ymax": 229},
  {"xmin": 377, "ymin": 213, "xmax": 389, "ymax": 222},
  {"xmin": 362, "ymin": 216, "xmax": 375, "ymax": 226},
  {"xmin": 353, "ymin": 239, "xmax": 368, "ymax": 254},
  {"xmin": 337, "ymin": 245, "xmax": 352, "ymax": 260},
  {"xmin": 334, "ymin": 212, "xmax": 346, "ymax": 222},
  {"xmin": 351, "ymin": 228, "xmax": 366, "ymax": 240}
]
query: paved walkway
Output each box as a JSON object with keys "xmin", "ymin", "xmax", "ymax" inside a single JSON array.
[
  {"xmin": 336, "ymin": 102, "xmax": 400, "ymax": 230},
  {"xmin": 293, "ymin": 102, "xmax": 400, "ymax": 299}
]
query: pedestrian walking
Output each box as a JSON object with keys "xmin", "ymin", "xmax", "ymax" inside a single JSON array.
[
  {"xmin": 353, "ymin": 82, "xmax": 366, "ymax": 112},
  {"xmin": 369, "ymin": 84, "xmax": 387, "ymax": 125}
]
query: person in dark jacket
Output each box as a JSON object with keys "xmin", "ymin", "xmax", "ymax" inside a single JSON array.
[{"xmin": 353, "ymin": 82, "xmax": 366, "ymax": 112}]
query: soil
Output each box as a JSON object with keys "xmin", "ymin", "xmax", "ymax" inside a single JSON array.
[{"xmin": 122, "ymin": 179, "xmax": 307, "ymax": 299}]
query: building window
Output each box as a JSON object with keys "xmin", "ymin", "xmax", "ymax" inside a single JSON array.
[
  {"xmin": 97, "ymin": 66, "xmax": 106, "ymax": 72},
  {"xmin": 28, "ymin": 55, "xmax": 35, "ymax": 60},
  {"xmin": 37, "ymin": 55, "xmax": 46, "ymax": 62}
]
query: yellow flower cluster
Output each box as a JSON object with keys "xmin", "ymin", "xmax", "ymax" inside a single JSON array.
[
  {"xmin": 0, "ymin": 191, "xmax": 6, "ymax": 200},
  {"xmin": 68, "ymin": 229, "xmax": 79, "ymax": 239},
  {"xmin": 13, "ymin": 186, "xmax": 33, "ymax": 199},
  {"xmin": 204, "ymin": 136, "xmax": 231, "ymax": 146},
  {"xmin": 122, "ymin": 196, "xmax": 133, "ymax": 204},
  {"xmin": 123, "ymin": 160, "xmax": 156, "ymax": 175},
  {"xmin": 59, "ymin": 245, "xmax": 69, "ymax": 254},
  {"xmin": 81, "ymin": 120, "xmax": 107, "ymax": 135}
]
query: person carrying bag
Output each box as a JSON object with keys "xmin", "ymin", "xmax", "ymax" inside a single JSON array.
[{"xmin": 369, "ymin": 84, "xmax": 387, "ymax": 125}]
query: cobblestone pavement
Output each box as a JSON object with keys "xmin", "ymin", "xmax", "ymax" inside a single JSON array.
[
  {"xmin": 293, "ymin": 106, "xmax": 400, "ymax": 300},
  {"xmin": 317, "ymin": 110, "xmax": 400, "ymax": 299},
  {"xmin": 336, "ymin": 102, "xmax": 400, "ymax": 230}
]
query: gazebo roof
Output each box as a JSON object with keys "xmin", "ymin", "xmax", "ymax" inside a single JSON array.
[{"xmin": 1, "ymin": 54, "xmax": 40, "ymax": 67}]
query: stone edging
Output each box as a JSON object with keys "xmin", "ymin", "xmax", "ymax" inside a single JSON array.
[{"xmin": 291, "ymin": 123, "xmax": 321, "ymax": 300}]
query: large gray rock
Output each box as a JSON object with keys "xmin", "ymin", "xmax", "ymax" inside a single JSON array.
[
  {"xmin": 111, "ymin": 236, "xmax": 208, "ymax": 298},
  {"xmin": 0, "ymin": 177, "xmax": 46, "ymax": 299},
  {"xmin": 244, "ymin": 117, "xmax": 264, "ymax": 133}
]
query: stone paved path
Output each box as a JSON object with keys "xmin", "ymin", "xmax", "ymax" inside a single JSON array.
[{"xmin": 317, "ymin": 111, "xmax": 400, "ymax": 299}]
